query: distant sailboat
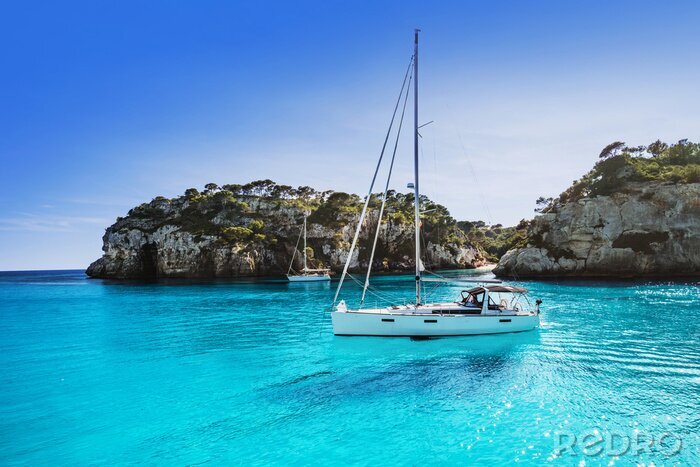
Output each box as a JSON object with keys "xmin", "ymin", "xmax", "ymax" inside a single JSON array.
[
  {"xmin": 330, "ymin": 30, "xmax": 541, "ymax": 336},
  {"xmin": 287, "ymin": 215, "xmax": 331, "ymax": 282}
]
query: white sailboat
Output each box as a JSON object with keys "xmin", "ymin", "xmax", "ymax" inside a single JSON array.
[
  {"xmin": 287, "ymin": 215, "xmax": 331, "ymax": 282},
  {"xmin": 330, "ymin": 30, "xmax": 541, "ymax": 337}
]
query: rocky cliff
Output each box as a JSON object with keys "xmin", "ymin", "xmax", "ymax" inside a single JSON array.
[
  {"xmin": 495, "ymin": 140, "xmax": 700, "ymax": 278},
  {"xmin": 87, "ymin": 181, "xmax": 485, "ymax": 279}
]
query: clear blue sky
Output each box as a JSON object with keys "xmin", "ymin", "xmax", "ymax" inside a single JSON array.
[{"xmin": 1, "ymin": 0, "xmax": 699, "ymax": 270}]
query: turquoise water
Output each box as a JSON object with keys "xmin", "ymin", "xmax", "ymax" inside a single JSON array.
[{"xmin": 1, "ymin": 270, "xmax": 699, "ymax": 465}]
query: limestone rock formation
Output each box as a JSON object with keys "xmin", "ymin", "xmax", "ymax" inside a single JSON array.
[
  {"xmin": 87, "ymin": 182, "xmax": 485, "ymax": 279},
  {"xmin": 494, "ymin": 182, "xmax": 700, "ymax": 278}
]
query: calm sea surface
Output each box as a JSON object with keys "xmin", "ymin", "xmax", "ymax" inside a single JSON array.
[{"xmin": 1, "ymin": 270, "xmax": 698, "ymax": 465}]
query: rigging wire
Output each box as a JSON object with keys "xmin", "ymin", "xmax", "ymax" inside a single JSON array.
[
  {"xmin": 360, "ymin": 69, "xmax": 413, "ymax": 305},
  {"xmin": 347, "ymin": 273, "xmax": 406, "ymax": 306},
  {"xmin": 432, "ymin": 125, "xmax": 440, "ymax": 244},
  {"xmin": 329, "ymin": 54, "xmax": 415, "ymax": 311},
  {"xmin": 445, "ymin": 101, "xmax": 494, "ymax": 225},
  {"xmin": 418, "ymin": 133, "xmax": 440, "ymax": 273},
  {"xmin": 417, "ymin": 125, "xmax": 442, "ymax": 272},
  {"xmin": 286, "ymin": 221, "xmax": 305, "ymax": 275}
]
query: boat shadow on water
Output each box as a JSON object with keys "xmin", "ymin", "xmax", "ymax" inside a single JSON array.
[
  {"xmin": 261, "ymin": 333, "xmax": 543, "ymax": 408},
  {"xmin": 330, "ymin": 328, "xmax": 542, "ymax": 357}
]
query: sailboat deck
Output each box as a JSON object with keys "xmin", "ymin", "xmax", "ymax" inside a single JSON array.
[{"xmin": 350, "ymin": 303, "xmax": 531, "ymax": 316}]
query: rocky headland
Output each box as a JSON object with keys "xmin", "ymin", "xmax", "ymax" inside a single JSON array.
[
  {"xmin": 88, "ymin": 140, "xmax": 700, "ymax": 280},
  {"xmin": 87, "ymin": 181, "xmax": 487, "ymax": 279},
  {"xmin": 494, "ymin": 140, "xmax": 700, "ymax": 278}
]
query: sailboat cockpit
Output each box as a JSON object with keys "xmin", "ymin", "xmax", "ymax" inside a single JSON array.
[{"xmin": 459, "ymin": 285, "xmax": 536, "ymax": 314}]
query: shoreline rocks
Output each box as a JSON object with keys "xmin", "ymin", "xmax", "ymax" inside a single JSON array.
[
  {"xmin": 87, "ymin": 186, "xmax": 486, "ymax": 279},
  {"xmin": 494, "ymin": 182, "xmax": 700, "ymax": 278}
]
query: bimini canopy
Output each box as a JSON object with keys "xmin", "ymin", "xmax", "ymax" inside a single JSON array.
[{"xmin": 465, "ymin": 285, "xmax": 528, "ymax": 294}]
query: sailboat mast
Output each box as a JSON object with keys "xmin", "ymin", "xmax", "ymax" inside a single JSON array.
[
  {"xmin": 413, "ymin": 29, "xmax": 421, "ymax": 306},
  {"xmin": 303, "ymin": 215, "xmax": 307, "ymax": 271}
]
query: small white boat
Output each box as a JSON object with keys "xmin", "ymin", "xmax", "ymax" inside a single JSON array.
[
  {"xmin": 287, "ymin": 270, "xmax": 331, "ymax": 282},
  {"xmin": 287, "ymin": 215, "xmax": 331, "ymax": 282},
  {"xmin": 330, "ymin": 30, "xmax": 541, "ymax": 337}
]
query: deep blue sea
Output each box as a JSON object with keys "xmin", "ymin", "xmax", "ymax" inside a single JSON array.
[{"xmin": 1, "ymin": 270, "xmax": 698, "ymax": 465}]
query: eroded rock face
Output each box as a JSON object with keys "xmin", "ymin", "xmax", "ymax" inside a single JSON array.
[
  {"xmin": 87, "ymin": 194, "xmax": 484, "ymax": 279},
  {"xmin": 494, "ymin": 182, "xmax": 700, "ymax": 278}
]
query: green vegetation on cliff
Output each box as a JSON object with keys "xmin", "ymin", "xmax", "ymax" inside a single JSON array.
[
  {"xmin": 117, "ymin": 179, "xmax": 480, "ymax": 272},
  {"xmin": 89, "ymin": 179, "xmax": 494, "ymax": 278},
  {"xmin": 457, "ymin": 220, "xmax": 529, "ymax": 262},
  {"xmin": 536, "ymin": 139, "xmax": 700, "ymax": 214},
  {"xmin": 492, "ymin": 138, "xmax": 700, "ymax": 278}
]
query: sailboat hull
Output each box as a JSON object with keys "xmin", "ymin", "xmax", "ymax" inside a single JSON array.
[
  {"xmin": 331, "ymin": 310, "xmax": 539, "ymax": 337},
  {"xmin": 287, "ymin": 274, "xmax": 331, "ymax": 282}
]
